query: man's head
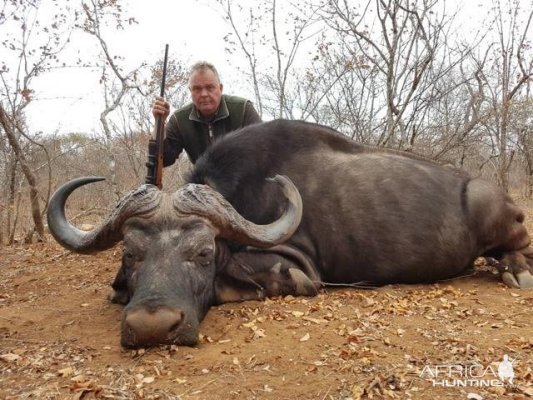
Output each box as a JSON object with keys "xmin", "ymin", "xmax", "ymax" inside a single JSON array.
[{"xmin": 188, "ymin": 61, "xmax": 223, "ymax": 120}]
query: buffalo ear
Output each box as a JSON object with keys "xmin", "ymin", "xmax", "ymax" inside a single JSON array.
[
  {"xmin": 109, "ymin": 290, "xmax": 130, "ymax": 305},
  {"xmin": 109, "ymin": 265, "xmax": 130, "ymax": 305}
]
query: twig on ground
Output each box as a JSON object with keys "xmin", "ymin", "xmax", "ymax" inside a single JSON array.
[{"xmin": 179, "ymin": 379, "xmax": 217, "ymax": 397}]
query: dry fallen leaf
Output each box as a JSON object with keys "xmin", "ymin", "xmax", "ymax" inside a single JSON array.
[
  {"xmin": 363, "ymin": 297, "xmax": 375, "ymax": 307},
  {"xmin": 488, "ymin": 386, "xmax": 506, "ymax": 396},
  {"xmin": 263, "ymin": 384, "xmax": 273, "ymax": 392},
  {"xmin": 291, "ymin": 311, "xmax": 305, "ymax": 318},
  {"xmin": 70, "ymin": 374, "xmax": 86, "ymax": 383},
  {"xmin": 57, "ymin": 366, "xmax": 74, "ymax": 377},
  {"xmin": 352, "ymin": 383, "xmax": 364, "ymax": 400},
  {"xmin": 300, "ymin": 333, "xmax": 310, "ymax": 342},
  {"xmin": 0, "ymin": 353, "xmax": 20, "ymax": 363},
  {"xmin": 302, "ymin": 316, "xmax": 327, "ymax": 324},
  {"xmin": 70, "ymin": 379, "xmax": 99, "ymax": 391},
  {"xmin": 252, "ymin": 328, "xmax": 266, "ymax": 340}
]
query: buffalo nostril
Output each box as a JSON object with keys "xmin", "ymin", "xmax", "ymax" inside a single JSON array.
[{"xmin": 168, "ymin": 311, "xmax": 184, "ymax": 333}]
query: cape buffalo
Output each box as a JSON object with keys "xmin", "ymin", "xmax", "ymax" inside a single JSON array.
[{"xmin": 47, "ymin": 119, "xmax": 533, "ymax": 348}]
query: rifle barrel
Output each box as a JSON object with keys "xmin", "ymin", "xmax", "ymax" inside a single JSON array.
[
  {"xmin": 160, "ymin": 44, "xmax": 169, "ymax": 97},
  {"xmin": 145, "ymin": 44, "xmax": 169, "ymax": 188}
]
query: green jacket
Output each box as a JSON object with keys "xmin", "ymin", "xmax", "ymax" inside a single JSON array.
[{"xmin": 163, "ymin": 95, "xmax": 261, "ymax": 164}]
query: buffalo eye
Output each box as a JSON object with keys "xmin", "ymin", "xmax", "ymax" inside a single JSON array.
[
  {"xmin": 194, "ymin": 247, "xmax": 214, "ymax": 266},
  {"xmin": 123, "ymin": 251, "xmax": 136, "ymax": 267}
]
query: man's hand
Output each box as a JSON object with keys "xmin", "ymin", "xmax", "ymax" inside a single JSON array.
[{"xmin": 152, "ymin": 96, "xmax": 170, "ymax": 120}]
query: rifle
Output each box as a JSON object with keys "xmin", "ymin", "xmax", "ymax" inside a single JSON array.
[{"xmin": 145, "ymin": 44, "xmax": 169, "ymax": 189}]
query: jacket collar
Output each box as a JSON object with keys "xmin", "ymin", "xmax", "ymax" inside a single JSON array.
[{"xmin": 189, "ymin": 95, "xmax": 229, "ymax": 123}]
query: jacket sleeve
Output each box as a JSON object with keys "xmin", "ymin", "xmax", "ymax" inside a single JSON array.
[
  {"xmin": 243, "ymin": 101, "xmax": 262, "ymax": 126},
  {"xmin": 162, "ymin": 113, "xmax": 184, "ymax": 167}
]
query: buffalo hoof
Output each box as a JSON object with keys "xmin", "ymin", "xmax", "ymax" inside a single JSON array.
[{"xmin": 502, "ymin": 270, "xmax": 533, "ymax": 289}]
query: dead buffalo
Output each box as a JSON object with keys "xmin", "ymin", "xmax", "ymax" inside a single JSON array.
[{"xmin": 47, "ymin": 119, "xmax": 533, "ymax": 348}]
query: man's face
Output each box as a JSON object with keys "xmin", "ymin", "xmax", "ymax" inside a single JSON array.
[{"xmin": 189, "ymin": 69, "xmax": 223, "ymax": 119}]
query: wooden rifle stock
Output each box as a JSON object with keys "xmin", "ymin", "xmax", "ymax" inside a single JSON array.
[{"xmin": 145, "ymin": 44, "xmax": 169, "ymax": 189}]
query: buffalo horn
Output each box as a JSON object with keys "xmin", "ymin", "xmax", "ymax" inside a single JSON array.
[{"xmin": 47, "ymin": 177, "xmax": 161, "ymax": 254}]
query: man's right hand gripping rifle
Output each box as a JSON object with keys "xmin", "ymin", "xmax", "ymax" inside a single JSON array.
[
  {"xmin": 152, "ymin": 97, "xmax": 170, "ymax": 123},
  {"xmin": 145, "ymin": 96, "xmax": 170, "ymax": 189}
]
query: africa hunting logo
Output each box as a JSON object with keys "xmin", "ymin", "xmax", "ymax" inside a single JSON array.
[{"xmin": 419, "ymin": 355, "xmax": 516, "ymax": 388}]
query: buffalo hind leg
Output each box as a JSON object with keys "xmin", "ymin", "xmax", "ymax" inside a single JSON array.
[
  {"xmin": 485, "ymin": 214, "xmax": 533, "ymax": 289},
  {"xmin": 215, "ymin": 251, "xmax": 320, "ymax": 304},
  {"xmin": 471, "ymin": 179, "xmax": 533, "ymax": 289}
]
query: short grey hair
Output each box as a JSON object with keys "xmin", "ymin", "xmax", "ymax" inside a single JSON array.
[{"xmin": 189, "ymin": 61, "xmax": 221, "ymax": 83}]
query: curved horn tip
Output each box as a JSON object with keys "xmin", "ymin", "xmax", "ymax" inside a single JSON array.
[
  {"xmin": 48, "ymin": 176, "xmax": 106, "ymax": 207},
  {"xmin": 47, "ymin": 177, "xmax": 107, "ymax": 221},
  {"xmin": 268, "ymin": 174, "xmax": 302, "ymax": 209},
  {"xmin": 47, "ymin": 176, "xmax": 113, "ymax": 254},
  {"xmin": 68, "ymin": 176, "xmax": 106, "ymax": 186},
  {"xmin": 52, "ymin": 176, "xmax": 107, "ymax": 196},
  {"xmin": 266, "ymin": 174, "xmax": 289, "ymax": 185},
  {"xmin": 267, "ymin": 174, "xmax": 298, "ymax": 190}
]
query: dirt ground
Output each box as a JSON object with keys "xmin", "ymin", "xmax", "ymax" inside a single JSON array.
[{"xmin": 1, "ymin": 202, "xmax": 533, "ymax": 400}]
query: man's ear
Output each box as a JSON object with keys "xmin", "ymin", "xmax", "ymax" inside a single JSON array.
[{"xmin": 219, "ymin": 83, "xmax": 224, "ymax": 93}]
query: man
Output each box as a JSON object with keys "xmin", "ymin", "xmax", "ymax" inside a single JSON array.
[{"xmin": 152, "ymin": 61, "xmax": 262, "ymax": 165}]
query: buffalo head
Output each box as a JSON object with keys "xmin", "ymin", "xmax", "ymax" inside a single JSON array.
[{"xmin": 47, "ymin": 176, "xmax": 302, "ymax": 348}]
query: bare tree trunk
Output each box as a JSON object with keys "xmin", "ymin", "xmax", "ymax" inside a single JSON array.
[
  {"xmin": 492, "ymin": 2, "xmax": 532, "ymax": 192},
  {"xmin": 520, "ymin": 119, "xmax": 533, "ymax": 198},
  {"xmin": 525, "ymin": 160, "xmax": 533, "ymax": 199},
  {"xmin": 496, "ymin": 42, "xmax": 512, "ymax": 191},
  {"xmin": 497, "ymin": 100, "xmax": 510, "ymax": 191},
  {"xmin": 6, "ymin": 157, "xmax": 17, "ymax": 244},
  {"xmin": 0, "ymin": 105, "xmax": 45, "ymax": 242}
]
